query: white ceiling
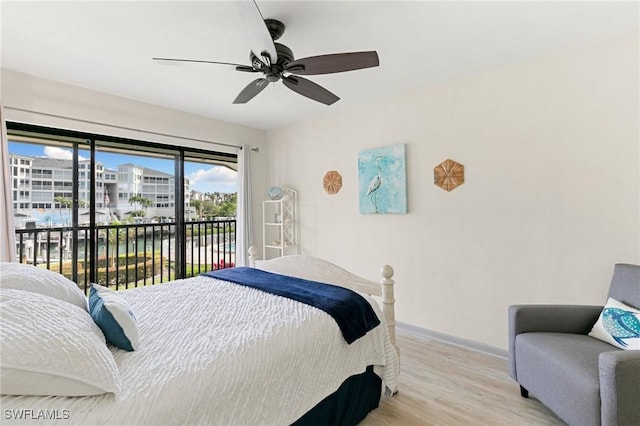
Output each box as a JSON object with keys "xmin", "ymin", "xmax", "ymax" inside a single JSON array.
[{"xmin": 2, "ymin": 1, "xmax": 638, "ymax": 131}]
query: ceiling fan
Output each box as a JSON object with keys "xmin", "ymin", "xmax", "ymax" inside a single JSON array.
[{"xmin": 152, "ymin": 0, "xmax": 379, "ymax": 105}]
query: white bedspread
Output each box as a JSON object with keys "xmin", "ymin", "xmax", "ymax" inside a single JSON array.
[{"xmin": 1, "ymin": 275, "xmax": 399, "ymax": 425}]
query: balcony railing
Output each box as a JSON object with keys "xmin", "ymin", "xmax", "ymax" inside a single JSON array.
[{"xmin": 14, "ymin": 219, "xmax": 236, "ymax": 293}]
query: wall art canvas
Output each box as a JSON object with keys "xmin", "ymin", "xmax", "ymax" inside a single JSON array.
[{"xmin": 358, "ymin": 143, "xmax": 407, "ymax": 214}]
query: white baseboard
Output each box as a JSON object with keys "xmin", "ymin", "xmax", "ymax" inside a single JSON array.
[{"xmin": 396, "ymin": 322, "xmax": 508, "ymax": 360}]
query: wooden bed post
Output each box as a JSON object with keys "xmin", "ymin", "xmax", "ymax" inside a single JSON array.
[
  {"xmin": 380, "ymin": 264, "xmax": 398, "ymax": 355},
  {"xmin": 248, "ymin": 246, "xmax": 258, "ymax": 267}
]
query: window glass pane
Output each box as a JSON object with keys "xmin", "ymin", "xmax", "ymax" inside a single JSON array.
[
  {"xmin": 8, "ymin": 138, "xmax": 80, "ymax": 228},
  {"xmin": 184, "ymin": 159, "xmax": 238, "ymax": 273},
  {"xmin": 95, "ymin": 146, "xmax": 176, "ymax": 222},
  {"xmin": 7, "ymin": 125, "xmax": 238, "ymax": 290},
  {"xmin": 7, "ymin": 136, "xmax": 87, "ymax": 290},
  {"xmin": 184, "ymin": 160, "xmax": 238, "ymax": 220},
  {"xmin": 95, "ymin": 145, "xmax": 177, "ymax": 284}
]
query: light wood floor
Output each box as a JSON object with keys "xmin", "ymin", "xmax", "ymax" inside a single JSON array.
[{"xmin": 361, "ymin": 330, "xmax": 565, "ymax": 425}]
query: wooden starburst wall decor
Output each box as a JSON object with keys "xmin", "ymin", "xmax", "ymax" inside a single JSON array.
[
  {"xmin": 434, "ymin": 159, "xmax": 464, "ymax": 192},
  {"xmin": 323, "ymin": 170, "xmax": 343, "ymax": 194}
]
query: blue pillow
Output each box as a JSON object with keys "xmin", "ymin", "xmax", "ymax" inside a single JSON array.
[{"xmin": 89, "ymin": 284, "xmax": 139, "ymax": 351}]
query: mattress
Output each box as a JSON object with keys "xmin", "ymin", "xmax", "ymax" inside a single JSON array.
[{"xmin": 1, "ymin": 274, "xmax": 399, "ymax": 425}]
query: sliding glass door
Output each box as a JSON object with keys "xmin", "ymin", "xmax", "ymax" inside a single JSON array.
[{"xmin": 7, "ymin": 123, "xmax": 238, "ymax": 292}]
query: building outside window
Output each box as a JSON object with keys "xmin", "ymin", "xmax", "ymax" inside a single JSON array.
[{"xmin": 7, "ymin": 123, "xmax": 239, "ymax": 291}]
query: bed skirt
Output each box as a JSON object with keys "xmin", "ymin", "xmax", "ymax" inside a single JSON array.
[{"xmin": 292, "ymin": 365, "xmax": 382, "ymax": 426}]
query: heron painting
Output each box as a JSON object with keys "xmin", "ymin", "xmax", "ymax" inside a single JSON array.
[{"xmin": 358, "ymin": 144, "xmax": 407, "ymax": 214}]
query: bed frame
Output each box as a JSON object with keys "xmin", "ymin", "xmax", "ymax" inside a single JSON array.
[{"xmin": 248, "ymin": 246, "xmax": 398, "ymax": 353}]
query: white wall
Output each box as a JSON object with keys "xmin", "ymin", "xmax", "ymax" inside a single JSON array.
[
  {"xmin": 2, "ymin": 33, "xmax": 638, "ymax": 350},
  {"xmin": 266, "ymin": 34, "xmax": 640, "ymax": 349},
  {"xmin": 1, "ymin": 69, "xmax": 268, "ymax": 251}
]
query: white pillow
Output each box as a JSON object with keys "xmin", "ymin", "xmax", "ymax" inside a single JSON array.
[
  {"xmin": 0, "ymin": 289, "xmax": 122, "ymax": 396},
  {"xmin": 0, "ymin": 261, "xmax": 88, "ymax": 311},
  {"xmin": 589, "ymin": 297, "xmax": 640, "ymax": 350}
]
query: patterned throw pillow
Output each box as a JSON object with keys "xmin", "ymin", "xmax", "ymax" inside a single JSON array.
[
  {"xmin": 89, "ymin": 284, "xmax": 139, "ymax": 351},
  {"xmin": 589, "ymin": 297, "xmax": 640, "ymax": 350}
]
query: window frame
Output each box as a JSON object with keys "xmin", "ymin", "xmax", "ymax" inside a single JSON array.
[{"xmin": 7, "ymin": 122, "xmax": 238, "ymax": 285}]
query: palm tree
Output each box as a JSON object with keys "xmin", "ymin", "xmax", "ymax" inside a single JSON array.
[
  {"xmin": 128, "ymin": 195, "xmax": 140, "ymax": 214},
  {"xmin": 128, "ymin": 195, "xmax": 150, "ymax": 217},
  {"xmin": 54, "ymin": 196, "xmax": 72, "ymax": 226},
  {"xmin": 141, "ymin": 197, "xmax": 152, "ymax": 216},
  {"xmin": 106, "ymin": 218, "xmax": 136, "ymax": 269}
]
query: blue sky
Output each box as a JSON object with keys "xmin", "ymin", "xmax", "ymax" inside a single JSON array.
[{"xmin": 9, "ymin": 141, "xmax": 237, "ymax": 193}]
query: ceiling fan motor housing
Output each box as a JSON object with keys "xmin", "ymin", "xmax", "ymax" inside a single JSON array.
[{"xmin": 251, "ymin": 42, "xmax": 294, "ymax": 82}]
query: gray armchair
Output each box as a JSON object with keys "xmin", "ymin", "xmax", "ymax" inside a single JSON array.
[{"xmin": 509, "ymin": 263, "xmax": 640, "ymax": 426}]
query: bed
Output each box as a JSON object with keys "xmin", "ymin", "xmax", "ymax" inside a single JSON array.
[{"xmin": 0, "ymin": 248, "xmax": 399, "ymax": 425}]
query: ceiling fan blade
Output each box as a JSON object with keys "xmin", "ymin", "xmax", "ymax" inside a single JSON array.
[
  {"xmin": 152, "ymin": 57, "xmax": 256, "ymax": 72},
  {"xmin": 285, "ymin": 51, "xmax": 379, "ymax": 75},
  {"xmin": 233, "ymin": 78, "xmax": 270, "ymax": 104},
  {"xmin": 282, "ymin": 76, "xmax": 339, "ymax": 105},
  {"xmin": 234, "ymin": 0, "xmax": 277, "ymax": 65}
]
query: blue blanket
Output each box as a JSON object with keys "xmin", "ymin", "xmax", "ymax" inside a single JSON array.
[{"xmin": 203, "ymin": 267, "xmax": 380, "ymax": 344}]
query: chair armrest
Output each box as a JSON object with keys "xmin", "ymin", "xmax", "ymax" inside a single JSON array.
[
  {"xmin": 508, "ymin": 304, "xmax": 602, "ymax": 379},
  {"xmin": 509, "ymin": 304, "xmax": 603, "ymax": 335},
  {"xmin": 599, "ymin": 350, "xmax": 640, "ymax": 426}
]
